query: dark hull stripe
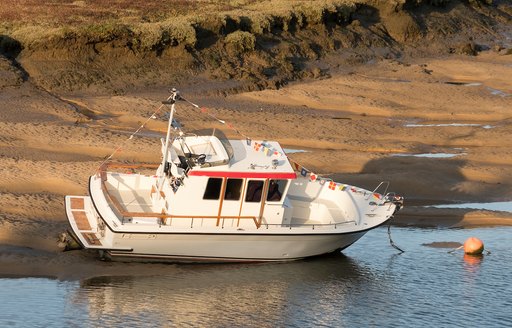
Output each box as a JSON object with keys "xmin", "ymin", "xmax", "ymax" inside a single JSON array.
[{"xmin": 106, "ymin": 244, "xmax": 356, "ymax": 263}]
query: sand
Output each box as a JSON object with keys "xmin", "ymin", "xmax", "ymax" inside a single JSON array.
[{"xmin": 0, "ymin": 51, "xmax": 511, "ymax": 279}]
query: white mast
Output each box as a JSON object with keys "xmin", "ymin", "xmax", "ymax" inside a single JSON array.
[{"xmin": 159, "ymin": 88, "xmax": 180, "ymax": 189}]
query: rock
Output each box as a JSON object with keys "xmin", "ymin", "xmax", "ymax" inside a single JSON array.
[
  {"xmin": 499, "ymin": 48, "xmax": 512, "ymax": 56},
  {"xmin": 382, "ymin": 12, "xmax": 423, "ymax": 43},
  {"xmin": 453, "ymin": 42, "xmax": 478, "ymax": 56}
]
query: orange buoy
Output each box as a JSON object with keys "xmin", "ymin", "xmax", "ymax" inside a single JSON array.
[{"xmin": 463, "ymin": 237, "xmax": 484, "ymax": 255}]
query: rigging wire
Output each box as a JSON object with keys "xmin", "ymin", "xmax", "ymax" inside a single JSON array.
[
  {"xmin": 93, "ymin": 90, "xmax": 376, "ymax": 192},
  {"xmin": 93, "ymin": 93, "xmax": 174, "ymax": 174}
]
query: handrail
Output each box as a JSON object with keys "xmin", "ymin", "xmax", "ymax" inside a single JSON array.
[
  {"xmin": 365, "ymin": 181, "xmax": 390, "ymax": 202},
  {"xmin": 97, "ymin": 162, "xmax": 261, "ymax": 228},
  {"xmin": 99, "ymin": 162, "xmax": 160, "ymax": 172},
  {"xmin": 261, "ymin": 220, "xmax": 356, "ymax": 230},
  {"xmin": 96, "ymin": 162, "xmax": 356, "ymax": 230}
]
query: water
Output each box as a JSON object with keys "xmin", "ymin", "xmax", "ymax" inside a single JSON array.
[
  {"xmin": 404, "ymin": 123, "xmax": 493, "ymax": 129},
  {"xmin": 283, "ymin": 148, "xmax": 308, "ymax": 154},
  {"xmin": 431, "ymin": 201, "xmax": 512, "ymax": 212},
  {"xmin": 443, "ymin": 81, "xmax": 510, "ymax": 97},
  {"xmin": 391, "ymin": 152, "xmax": 466, "ymax": 158},
  {"xmin": 1, "ymin": 227, "xmax": 511, "ymax": 327},
  {"xmin": 486, "ymin": 87, "xmax": 511, "ymax": 97}
]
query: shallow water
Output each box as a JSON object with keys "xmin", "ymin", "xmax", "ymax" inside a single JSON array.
[
  {"xmin": 404, "ymin": 123, "xmax": 493, "ymax": 129},
  {"xmin": 431, "ymin": 201, "xmax": 512, "ymax": 212},
  {"xmin": 486, "ymin": 87, "xmax": 511, "ymax": 97},
  {"xmin": 1, "ymin": 227, "xmax": 511, "ymax": 327},
  {"xmin": 391, "ymin": 152, "xmax": 466, "ymax": 158},
  {"xmin": 283, "ymin": 148, "xmax": 308, "ymax": 154}
]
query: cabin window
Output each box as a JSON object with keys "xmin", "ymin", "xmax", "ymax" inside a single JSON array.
[
  {"xmin": 267, "ymin": 179, "xmax": 287, "ymax": 202},
  {"xmin": 203, "ymin": 178, "xmax": 223, "ymax": 200},
  {"xmin": 224, "ymin": 178, "xmax": 243, "ymax": 201},
  {"xmin": 245, "ymin": 180, "xmax": 264, "ymax": 203}
]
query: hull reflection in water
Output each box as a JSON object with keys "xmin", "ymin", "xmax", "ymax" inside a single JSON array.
[{"xmin": 74, "ymin": 254, "xmax": 374, "ymax": 327}]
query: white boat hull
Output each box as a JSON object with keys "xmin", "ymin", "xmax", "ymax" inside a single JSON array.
[
  {"xmin": 64, "ymin": 192, "xmax": 389, "ymax": 263},
  {"xmin": 105, "ymin": 230, "xmax": 369, "ymax": 262}
]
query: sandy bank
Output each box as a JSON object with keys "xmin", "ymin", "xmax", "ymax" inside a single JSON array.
[{"xmin": 0, "ymin": 51, "xmax": 511, "ymax": 278}]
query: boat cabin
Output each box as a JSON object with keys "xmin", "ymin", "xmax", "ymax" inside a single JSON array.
[{"xmin": 156, "ymin": 134, "xmax": 297, "ymax": 228}]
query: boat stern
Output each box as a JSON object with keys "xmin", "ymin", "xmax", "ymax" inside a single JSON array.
[{"xmin": 64, "ymin": 195, "xmax": 131, "ymax": 252}]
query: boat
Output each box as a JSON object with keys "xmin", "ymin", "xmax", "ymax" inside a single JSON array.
[{"xmin": 64, "ymin": 89, "xmax": 403, "ymax": 262}]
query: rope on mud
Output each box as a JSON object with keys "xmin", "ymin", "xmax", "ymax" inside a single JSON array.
[
  {"xmin": 447, "ymin": 246, "xmax": 491, "ymax": 255},
  {"xmin": 447, "ymin": 246, "xmax": 464, "ymax": 254},
  {"xmin": 388, "ymin": 221, "xmax": 405, "ymax": 253}
]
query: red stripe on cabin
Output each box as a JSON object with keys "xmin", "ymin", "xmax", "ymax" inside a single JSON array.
[{"xmin": 189, "ymin": 170, "xmax": 297, "ymax": 179}]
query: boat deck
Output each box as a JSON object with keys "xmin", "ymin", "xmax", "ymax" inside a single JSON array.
[{"xmin": 106, "ymin": 186, "xmax": 155, "ymax": 213}]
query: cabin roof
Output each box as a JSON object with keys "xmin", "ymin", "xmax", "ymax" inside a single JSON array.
[{"xmin": 183, "ymin": 137, "xmax": 296, "ymax": 179}]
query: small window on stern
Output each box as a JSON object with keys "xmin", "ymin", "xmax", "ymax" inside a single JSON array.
[
  {"xmin": 224, "ymin": 178, "xmax": 243, "ymax": 201},
  {"xmin": 203, "ymin": 178, "xmax": 223, "ymax": 200}
]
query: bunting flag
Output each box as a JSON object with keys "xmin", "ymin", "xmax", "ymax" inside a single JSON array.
[
  {"xmin": 254, "ymin": 142, "xmax": 261, "ymax": 151},
  {"xmin": 292, "ymin": 162, "xmax": 300, "ymax": 171},
  {"xmin": 350, "ymin": 187, "xmax": 357, "ymax": 193},
  {"xmin": 319, "ymin": 179, "xmax": 326, "ymax": 185},
  {"xmin": 301, "ymin": 168, "xmax": 308, "ymax": 177},
  {"xmin": 339, "ymin": 184, "xmax": 347, "ymax": 191},
  {"xmin": 329, "ymin": 181, "xmax": 336, "ymax": 190},
  {"xmin": 246, "ymin": 137, "xmax": 251, "ymax": 146},
  {"xmin": 310, "ymin": 173, "xmax": 317, "ymax": 182}
]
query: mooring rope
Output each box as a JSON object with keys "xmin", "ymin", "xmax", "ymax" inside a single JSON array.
[
  {"xmin": 388, "ymin": 221, "xmax": 405, "ymax": 253},
  {"xmin": 447, "ymin": 246, "xmax": 464, "ymax": 254}
]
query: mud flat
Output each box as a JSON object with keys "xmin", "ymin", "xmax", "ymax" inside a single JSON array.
[
  {"xmin": 0, "ymin": 0, "xmax": 511, "ymax": 278},
  {"xmin": 1, "ymin": 51, "xmax": 511, "ymax": 278}
]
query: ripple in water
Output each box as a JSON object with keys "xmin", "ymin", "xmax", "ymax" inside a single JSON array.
[{"xmin": 1, "ymin": 227, "xmax": 511, "ymax": 327}]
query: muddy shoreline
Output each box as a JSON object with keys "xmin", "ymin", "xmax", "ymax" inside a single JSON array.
[
  {"xmin": 1, "ymin": 52, "xmax": 512, "ymax": 279},
  {"xmin": 1, "ymin": 1, "xmax": 511, "ymax": 278}
]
